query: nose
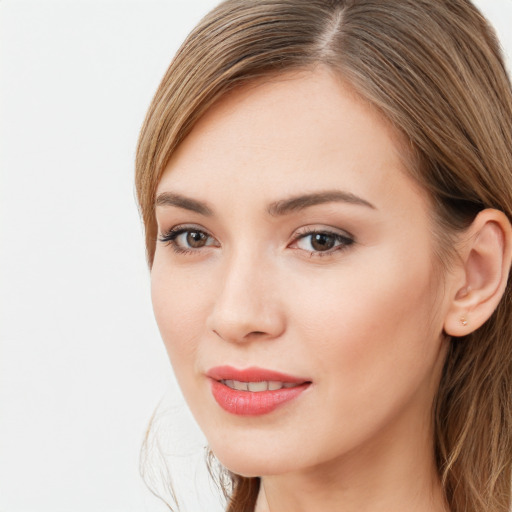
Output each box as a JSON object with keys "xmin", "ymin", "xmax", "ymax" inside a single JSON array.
[{"xmin": 206, "ymin": 248, "xmax": 286, "ymax": 343}]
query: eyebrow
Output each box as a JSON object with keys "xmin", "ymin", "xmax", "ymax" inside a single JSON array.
[
  {"xmin": 267, "ymin": 190, "xmax": 376, "ymax": 216},
  {"xmin": 154, "ymin": 189, "xmax": 376, "ymax": 217},
  {"xmin": 155, "ymin": 192, "xmax": 213, "ymax": 216}
]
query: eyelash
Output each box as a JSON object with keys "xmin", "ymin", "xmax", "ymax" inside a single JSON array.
[
  {"xmin": 158, "ymin": 225, "xmax": 355, "ymax": 257},
  {"xmin": 292, "ymin": 227, "xmax": 355, "ymax": 257},
  {"xmin": 158, "ymin": 225, "xmax": 218, "ymax": 255}
]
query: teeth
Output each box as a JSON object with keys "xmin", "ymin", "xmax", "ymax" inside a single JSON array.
[
  {"xmin": 233, "ymin": 380, "xmax": 249, "ymax": 391},
  {"xmin": 222, "ymin": 380, "xmax": 299, "ymax": 392},
  {"xmin": 248, "ymin": 381, "xmax": 268, "ymax": 392}
]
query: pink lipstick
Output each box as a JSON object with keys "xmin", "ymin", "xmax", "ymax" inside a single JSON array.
[{"xmin": 206, "ymin": 366, "xmax": 311, "ymax": 416}]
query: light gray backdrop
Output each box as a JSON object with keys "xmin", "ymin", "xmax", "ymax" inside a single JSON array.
[{"xmin": 1, "ymin": 1, "xmax": 511, "ymax": 511}]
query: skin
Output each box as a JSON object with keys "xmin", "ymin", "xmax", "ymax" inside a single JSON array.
[{"xmin": 151, "ymin": 67, "xmax": 454, "ymax": 512}]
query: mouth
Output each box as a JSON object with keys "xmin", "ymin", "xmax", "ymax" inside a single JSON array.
[
  {"xmin": 206, "ymin": 366, "xmax": 312, "ymax": 416},
  {"xmin": 220, "ymin": 380, "xmax": 301, "ymax": 391}
]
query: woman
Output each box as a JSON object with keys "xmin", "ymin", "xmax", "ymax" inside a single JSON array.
[{"xmin": 136, "ymin": 1, "xmax": 512, "ymax": 511}]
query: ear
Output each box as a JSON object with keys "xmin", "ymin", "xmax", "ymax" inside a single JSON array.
[{"xmin": 444, "ymin": 209, "xmax": 512, "ymax": 337}]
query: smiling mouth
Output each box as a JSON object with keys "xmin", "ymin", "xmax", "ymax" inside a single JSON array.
[
  {"xmin": 210, "ymin": 379, "xmax": 311, "ymax": 416},
  {"xmin": 207, "ymin": 366, "xmax": 312, "ymax": 415},
  {"xmin": 220, "ymin": 380, "xmax": 302, "ymax": 392}
]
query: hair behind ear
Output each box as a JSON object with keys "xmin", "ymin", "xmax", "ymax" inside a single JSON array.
[{"xmin": 435, "ymin": 211, "xmax": 512, "ymax": 512}]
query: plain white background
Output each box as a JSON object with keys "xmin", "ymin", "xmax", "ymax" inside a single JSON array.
[{"xmin": 0, "ymin": 1, "xmax": 511, "ymax": 511}]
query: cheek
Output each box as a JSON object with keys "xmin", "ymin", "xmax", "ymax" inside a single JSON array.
[
  {"xmin": 276, "ymin": 257, "xmax": 445, "ymax": 456},
  {"xmin": 150, "ymin": 259, "xmax": 211, "ymax": 370},
  {"xmin": 287, "ymin": 249, "xmax": 443, "ymax": 387}
]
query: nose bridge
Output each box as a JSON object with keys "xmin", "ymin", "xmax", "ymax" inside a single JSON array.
[{"xmin": 207, "ymin": 243, "xmax": 284, "ymax": 342}]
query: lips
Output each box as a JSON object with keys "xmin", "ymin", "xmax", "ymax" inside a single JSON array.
[{"xmin": 206, "ymin": 366, "xmax": 311, "ymax": 416}]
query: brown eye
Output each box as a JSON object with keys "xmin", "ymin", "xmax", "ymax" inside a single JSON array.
[
  {"xmin": 292, "ymin": 229, "xmax": 354, "ymax": 256},
  {"xmin": 187, "ymin": 230, "xmax": 208, "ymax": 248},
  {"xmin": 159, "ymin": 226, "xmax": 218, "ymax": 253},
  {"xmin": 310, "ymin": 233, "xmax": 337, "ymax": 251}
]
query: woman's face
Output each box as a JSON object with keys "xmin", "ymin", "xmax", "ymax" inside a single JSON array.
[{"xmin": 151, "ymin": 68, "xmax": 452, "ymax": 478}]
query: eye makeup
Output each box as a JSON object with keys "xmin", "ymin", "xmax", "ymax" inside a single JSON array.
[
  {"xmin": 158, "ymin": 224, "xmax": 218, "ymax": 255},
  {"xmin": 290, "ymin": 226, "xmax": 355, "ymax": 257},
  {"xmin": 158, "ymin": 223, "xmax": 355, "ymax": 259}
]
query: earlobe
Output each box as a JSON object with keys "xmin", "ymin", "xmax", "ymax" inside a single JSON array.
[{"xmin": 443, "ymin": 209, "xmax": 512, "ymax": 337}]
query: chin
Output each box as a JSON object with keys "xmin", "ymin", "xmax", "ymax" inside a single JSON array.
[{"xmin": 209, "ymin": 438, "xmax": 299, "ymax": 477}]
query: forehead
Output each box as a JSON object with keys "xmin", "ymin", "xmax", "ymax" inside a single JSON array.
[{"xmin": 157, "ymin": 67, "xmax": 426, "ymax": 215}]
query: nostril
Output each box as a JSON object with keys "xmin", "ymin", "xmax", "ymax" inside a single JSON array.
[
  {"xmin": 212, "ymin": 328, "xmax": 271, "ymax": 342},
  {"xmin": 208, "ymin": 304, "xmax": 286, "ymax": 342}
]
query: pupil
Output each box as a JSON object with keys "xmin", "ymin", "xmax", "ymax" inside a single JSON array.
[
  {"xmin": 187, "ymin": 231, "xmax": 206, "ymax": 248},
  {"xmin": 311, "ymin": 233, "xmax": 335, "ymax": 251}
]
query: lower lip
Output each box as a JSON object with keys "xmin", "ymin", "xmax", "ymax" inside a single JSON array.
[{"xmin": 210, "ymin": 380, "xmax": 310, "ymax": 416}]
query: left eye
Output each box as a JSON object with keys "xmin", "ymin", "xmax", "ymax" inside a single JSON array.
[{"xmin": 293, "ymin": 231, "xmax": 354, "ymax": 253}]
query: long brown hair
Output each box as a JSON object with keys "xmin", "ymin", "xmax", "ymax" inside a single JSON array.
[{"xmin": 136, "ymin": 1, "xmax": 512, "ymax": 511}]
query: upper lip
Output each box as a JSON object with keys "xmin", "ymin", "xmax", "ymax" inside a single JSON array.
[{"xmin": 206, "ymin": 365, "xmax": 310, "ymax": 384}]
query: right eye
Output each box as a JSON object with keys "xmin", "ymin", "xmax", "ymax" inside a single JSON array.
[{"xmin": 159, "ymin": 226, "xmax": 219, "ymax": 254}]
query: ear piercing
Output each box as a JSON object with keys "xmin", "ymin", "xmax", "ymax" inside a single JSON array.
[{"xmin": 460, "ymin": 316, "xmax": 468, "ymax": 327}]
